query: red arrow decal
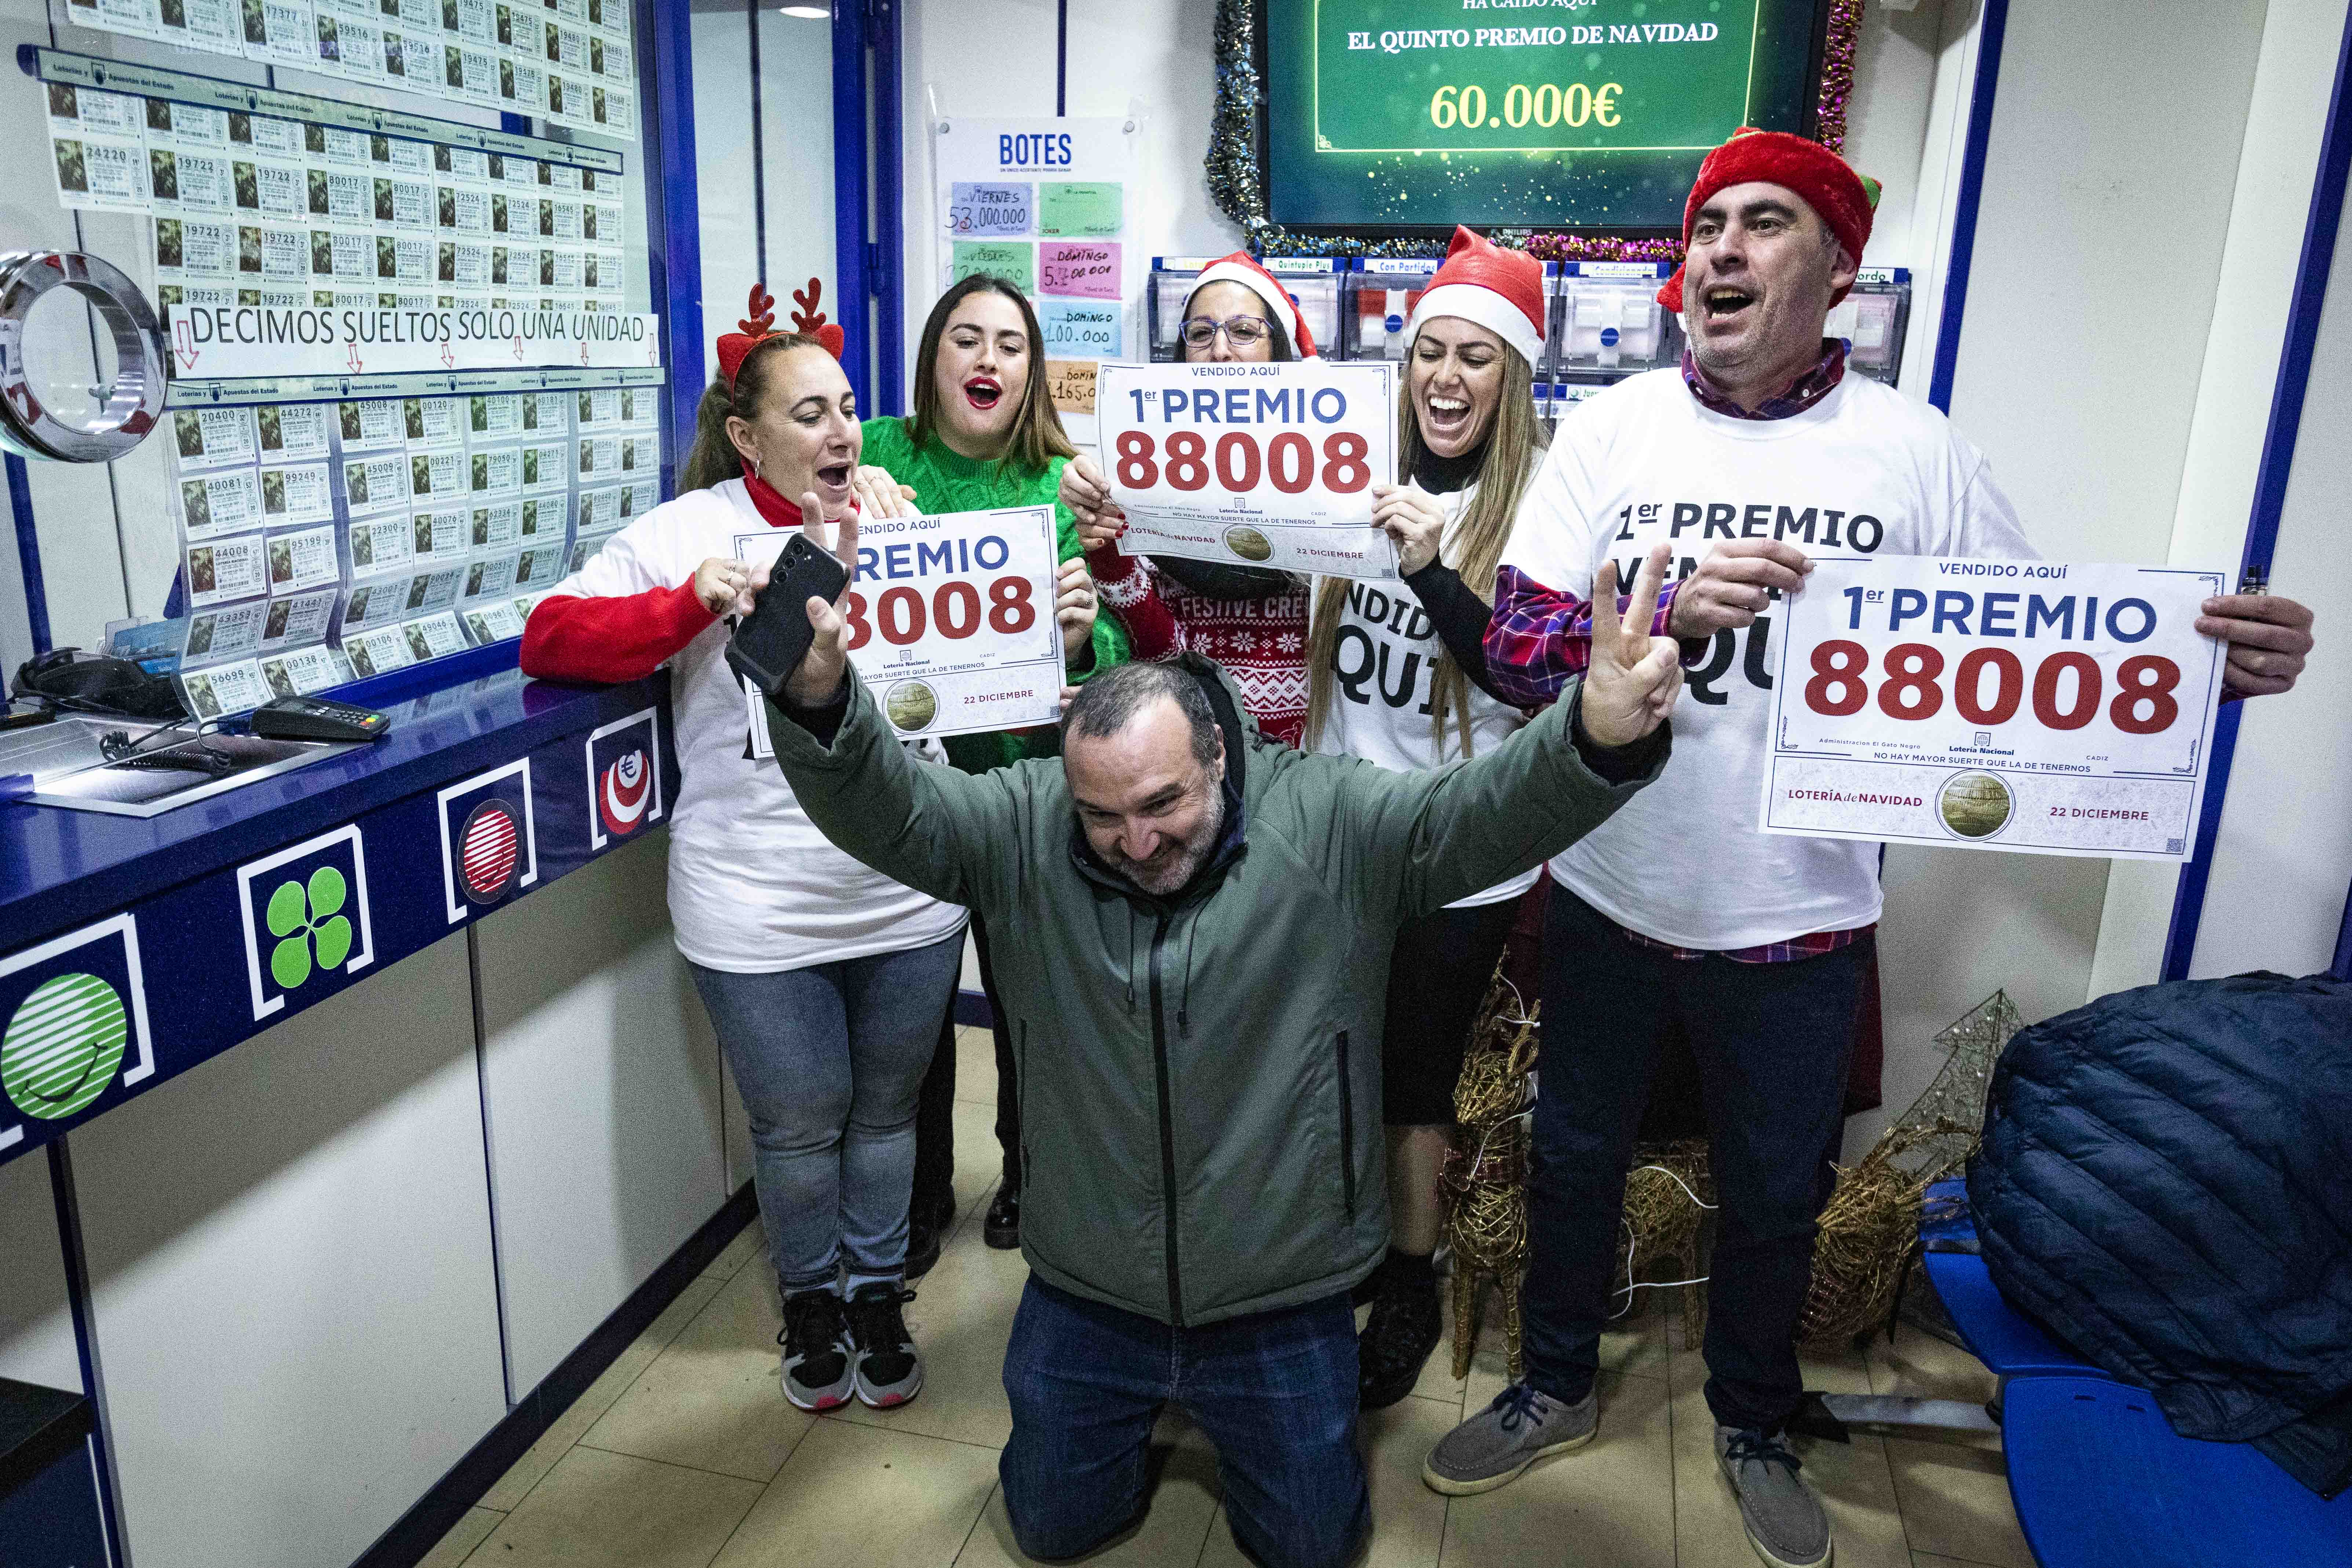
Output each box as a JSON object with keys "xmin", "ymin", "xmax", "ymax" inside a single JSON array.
[
  {"xmin": 440, "ymin": 340, "xmax": 456, "ymax": 368},
  {"xmin": 172, "ymin": 318, "xmax": 200, "ymax": 372},
  {"xmin": 345, "ymin": 342, "xmax": 364, "ymax": 373}
]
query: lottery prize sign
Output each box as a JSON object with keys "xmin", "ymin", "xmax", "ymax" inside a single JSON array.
[
  {"xmin": 1095, "ymin": 360, "xmax": 1399, "ymax": 581},
  {"xmin": 739, "ymin": 505, "xmax": 1064, "ymax": 751},
  {"xmin": 1761, "ymin": 557, "xmax": 2229, "ymax": 860}
]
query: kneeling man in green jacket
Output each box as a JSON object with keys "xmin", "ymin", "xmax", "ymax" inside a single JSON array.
[{"xmin": 755, "ymin": 516, "xmax": 1684, "ymax": 1568}]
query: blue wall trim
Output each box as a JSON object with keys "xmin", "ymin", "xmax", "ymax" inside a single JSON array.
[
  {"xmin": 832, "ymin": 0, "xmax": 872, "ymax": 412},
  {"xmin": 873, "ymin": 0, "xmax": 906, "ymax": 414},
  {"xmin": 2160, "ymin": 0, "xmax": 2352, "ymax": 983},
  {"xmin": 6, "ymin": 453, "xmax": 52, "ymax": 659},
  {"xmin": 1926, "ymin": 0, "xmax": 2010, "ymax": 413},
  {"xmin": 643, "ymin": 0, "xmax": 705, "ymax": 497}
]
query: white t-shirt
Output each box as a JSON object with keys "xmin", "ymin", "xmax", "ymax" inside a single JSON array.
[
  {"xmin": 1313, "ymin": 480, "xmax": 1540, "ymax": 909},
  {"xmin": 547, "ymin": 479, "xmax": 968, "ymax": 973},
  {"xmin": 1502, "ymin": 369, "xmax": 2034, "ymax": 948}
]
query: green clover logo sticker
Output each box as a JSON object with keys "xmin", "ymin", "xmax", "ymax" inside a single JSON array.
[{"xmin": 267, "ymin": 866, "xmax": 353, "ymax": 991}]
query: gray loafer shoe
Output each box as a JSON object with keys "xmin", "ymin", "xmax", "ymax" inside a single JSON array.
[
  {"xmin": 1715, "ymin": 1426, "xmax": 1832, "ymax": 1568},
  {"xmin": 1422, "ymin": 1383, "xmax": 1598, "ymax": 1495}
]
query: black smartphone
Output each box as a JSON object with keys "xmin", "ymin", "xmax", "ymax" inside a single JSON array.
[{"xmin": 725, "ymin": 534, "xmax": 850, "ymax": 699}]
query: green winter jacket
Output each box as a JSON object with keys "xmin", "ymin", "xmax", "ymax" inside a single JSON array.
[{"xmin": 764, "ymin": 653, "xmax": 1665, "ymax": 1326}]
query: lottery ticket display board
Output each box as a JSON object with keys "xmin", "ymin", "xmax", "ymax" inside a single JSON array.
[
  {"xmin": 50, "ymin": 0, "xmax": 639, "ymax": 138},
  {"xmin": 736, "ymin": 507, "xmax": 1066, "ymax": 753},
  {"xmin": 22, "ymin": 45, "xmax": 662, "ymax": 716},
  {"xmin": 1760, "ymin": 557, "xmax": 2229, "ymax": 860},
  {"xmin": 1094, "ymin": 359, "xmax": 1400, "ymax": 581}
]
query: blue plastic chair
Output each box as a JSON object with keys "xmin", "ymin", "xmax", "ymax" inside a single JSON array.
[
  {"xmin": 1907, "ymin": 1179, "xmax": 2352, "ymax": 1565},
  {"xmin": 2001, "ymin": 1377, "xmax": 2352, "ymax": 1567}
]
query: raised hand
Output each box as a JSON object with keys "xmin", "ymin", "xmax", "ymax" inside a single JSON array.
[
  {"xmin": 1667, "ymin": 539, "xmax": 1812, "ymax": 637},
  {"xmin": 1369, "ymin": 482, "xmax": 1448, "ymax": 575},
  {"xmin": 850, "ymin": 464, "xmax": 918, "ymax": 519},
  {"xmin": 2198, "ymin": 592, "xmax": 2315, "ymax": 698},
  {"xmin": 1055, "ymin": 557, "xmax": 1099, "ymax": 659},
  {"xmin": 692, "ymin": 556, "xmax": 754, "ymax": 617},
  {"xmin": 1061, "ymin": 453, "xmax": 1126, "ymax": 544},
  {"xmin": 1580, "ymin": 543, "xmax": 1684, "ymax": 749},
  {"xmin": 766, "ymin": 489, "xmax": 859, "ymax": 708}
]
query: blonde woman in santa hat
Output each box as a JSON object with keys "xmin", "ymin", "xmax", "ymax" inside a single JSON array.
[
  {"xmin": 520, "ymin": 284, "xmax": 969, "ymax": 1418},
  {"xmin": 1296, "ymin": 226, "xmax": 1555, "ymax": 1410},
  {"xmin": 1061, "ymin": 251, "xmax": 1318, "ymax": 745}
]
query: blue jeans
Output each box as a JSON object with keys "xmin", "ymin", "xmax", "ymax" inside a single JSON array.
[
  {"xmin": 690, "ymin": 933, "xmax": 961, "ymax": 1290},
  {"xmin": 1000, "ymin": 1278, "xmax": 1368, "ymax": 1568}
]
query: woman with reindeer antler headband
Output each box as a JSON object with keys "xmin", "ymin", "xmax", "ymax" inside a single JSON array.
[{"xmin": 518, "ymin": 280, "xmax": 967, "ymax": 1416}]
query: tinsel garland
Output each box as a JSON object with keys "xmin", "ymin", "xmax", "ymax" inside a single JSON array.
[{"xmin": 1206, "ymin": 0, "xmax": 1864, "ymax": 263}]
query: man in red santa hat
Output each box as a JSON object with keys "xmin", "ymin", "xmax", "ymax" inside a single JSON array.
[{"xmin": 1425, "ymin": 127, "xmax": 2316, "ymax": 1568}]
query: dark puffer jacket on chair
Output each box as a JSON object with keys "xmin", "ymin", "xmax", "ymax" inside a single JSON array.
[{"xmin": 1968, "ymin": 971, "xmax": 2352, "ymax": 1495}]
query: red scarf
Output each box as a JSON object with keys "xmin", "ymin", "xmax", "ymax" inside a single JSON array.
[{"xmin": 742, "ymin": 470, "xmax": 802, "ymax": 529}]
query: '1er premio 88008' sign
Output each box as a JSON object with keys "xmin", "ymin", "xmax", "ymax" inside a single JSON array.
[
  {"xmin": 1096, "ymin": 359, "xmax": 1399, "ymax": 581},
  {"xmin": 1761, "ymin": 557, "xmax": 2229, "ymax": 860}
]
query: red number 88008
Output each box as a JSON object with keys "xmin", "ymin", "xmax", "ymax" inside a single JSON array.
[{"xmin": 1113, "ymin": 430, "xmax": 1369, "ymax": 495}]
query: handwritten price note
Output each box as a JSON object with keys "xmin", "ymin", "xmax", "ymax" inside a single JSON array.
[
  {"xmin": 1040, "ymin": 298, "xmax": 1122, "ymax": 359},
  {"xmin": 1761, "ymin": 556, "xmax": 2228, "ymax": 860},
  {"xmin": 947, "ymin": 181, "xmax": 1032, "ymax": 237},
  {"xmin": 1038, "ymin": 181, "xmax": 1123, "ymax": 237},
  {"xmin": 951, "ymin": 238, "xmax": 1034, "ymax": 293},
  {"xmin": 1039, "ymin": 240, "xmax": 1121, "ymax": 299},
  {"xmin": 1045, "ymin": 358, "xmax": 1098, "ymax": 416}
]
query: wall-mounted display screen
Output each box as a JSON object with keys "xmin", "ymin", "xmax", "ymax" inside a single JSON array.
[{"xmin": 1260, "ymin": 0, "xmax": 1833, "ymax": 235}]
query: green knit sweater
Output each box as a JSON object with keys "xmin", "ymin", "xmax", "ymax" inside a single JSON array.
[{"xmin": 859, "ymin": 415, "xmax": 1129, "ymax": 773}]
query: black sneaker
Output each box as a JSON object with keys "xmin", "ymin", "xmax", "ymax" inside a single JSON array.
[
  {"xmin": 984, "ymin": 1186, "xmax": 1021, "ymax": 1250},
  {"xmin": 1359, "ymin": 1266, "xmax": 1444, "ymax": 1410},
  {"xmin": 778, "ymin": 1288, "xmax": 853, "ymax": 1411},
  {"xmin": 845, "ymin": 1282, "xmax": 923, "ymax": 1408}
]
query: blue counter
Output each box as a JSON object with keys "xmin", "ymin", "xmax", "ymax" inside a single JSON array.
[{"xmin": 0, "ymin": 652, "xmax": 681, "ymax": 1168}]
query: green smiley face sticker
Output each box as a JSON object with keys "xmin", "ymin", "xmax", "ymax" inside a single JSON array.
[
  {"xmin": 2, "ymin": 973, "xmax": 128, "ymax": 1120},
  {"xmin": 267, "ymin": 865, "xmax": 354, "ymax": 991}
]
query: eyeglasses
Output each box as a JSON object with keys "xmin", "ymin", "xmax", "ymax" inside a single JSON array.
[{"xmin": 1180, "ymin": 314, "xmax": 1272, "ymax": 350}]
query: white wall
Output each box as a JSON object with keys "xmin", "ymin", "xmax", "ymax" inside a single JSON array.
[
  {"xmin": 71, "ymin": 934, "xmax": 506, "ymax": 1568},
  {"xmin": 691, "ymin": 0, "xmax": 838, "ymax": 391},
  {"xmin": 2093, "ymin": 0, "xmax": 2352, "ymax": 993},
  {"xmin": 473, "ymin": 830, "xmax": 729, "ymax": 1394},
  {"xmin": 0, "ymin": 1151, "xmax": 83, "ymax": 1397}
]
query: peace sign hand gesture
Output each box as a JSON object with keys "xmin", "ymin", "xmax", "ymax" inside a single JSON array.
[{"xmin": 1579, "ymin": 543, "xmax": 1683, "ymax": 750}]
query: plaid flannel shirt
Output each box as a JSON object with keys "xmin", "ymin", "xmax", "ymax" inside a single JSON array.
[{"xmin": 1490, "ymin": 339, "xmax": 1867, "ymax": 962}]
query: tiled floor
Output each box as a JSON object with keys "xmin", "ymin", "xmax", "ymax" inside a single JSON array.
[{"xmin": 424, "ymin": 1027, "xmax": 2039, "ymax": 1568}]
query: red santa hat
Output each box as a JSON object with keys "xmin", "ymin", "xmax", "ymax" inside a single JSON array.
[
  {"xmin": 1186, "ymin": 252, "xmax": 1319, "ymax": 358},
  {"xmin": 715, "ymin": 278, "xmax": 844, "ymax": 384},
  {"xmin": 1404, "ymin": 226, "xmax": 1546, "ymax": 369},
  {"xmin": 1658, "ymin": 128, "xmax": 1881, "ymax": 313}
]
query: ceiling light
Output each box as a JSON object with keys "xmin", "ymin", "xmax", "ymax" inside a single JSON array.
[{"xmin": 779, "ymin": 5, "xmax": 828, "ymax": 16}]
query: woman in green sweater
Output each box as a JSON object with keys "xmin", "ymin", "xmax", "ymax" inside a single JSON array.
[{"xmin": 880, "ymin": 273, "xmax": 1130, "ymax": 1268}]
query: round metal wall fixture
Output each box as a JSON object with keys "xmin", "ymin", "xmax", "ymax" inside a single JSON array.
[{"xmin": 0, "ymin": 250, "xmax": 168, "ymax": 464}]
